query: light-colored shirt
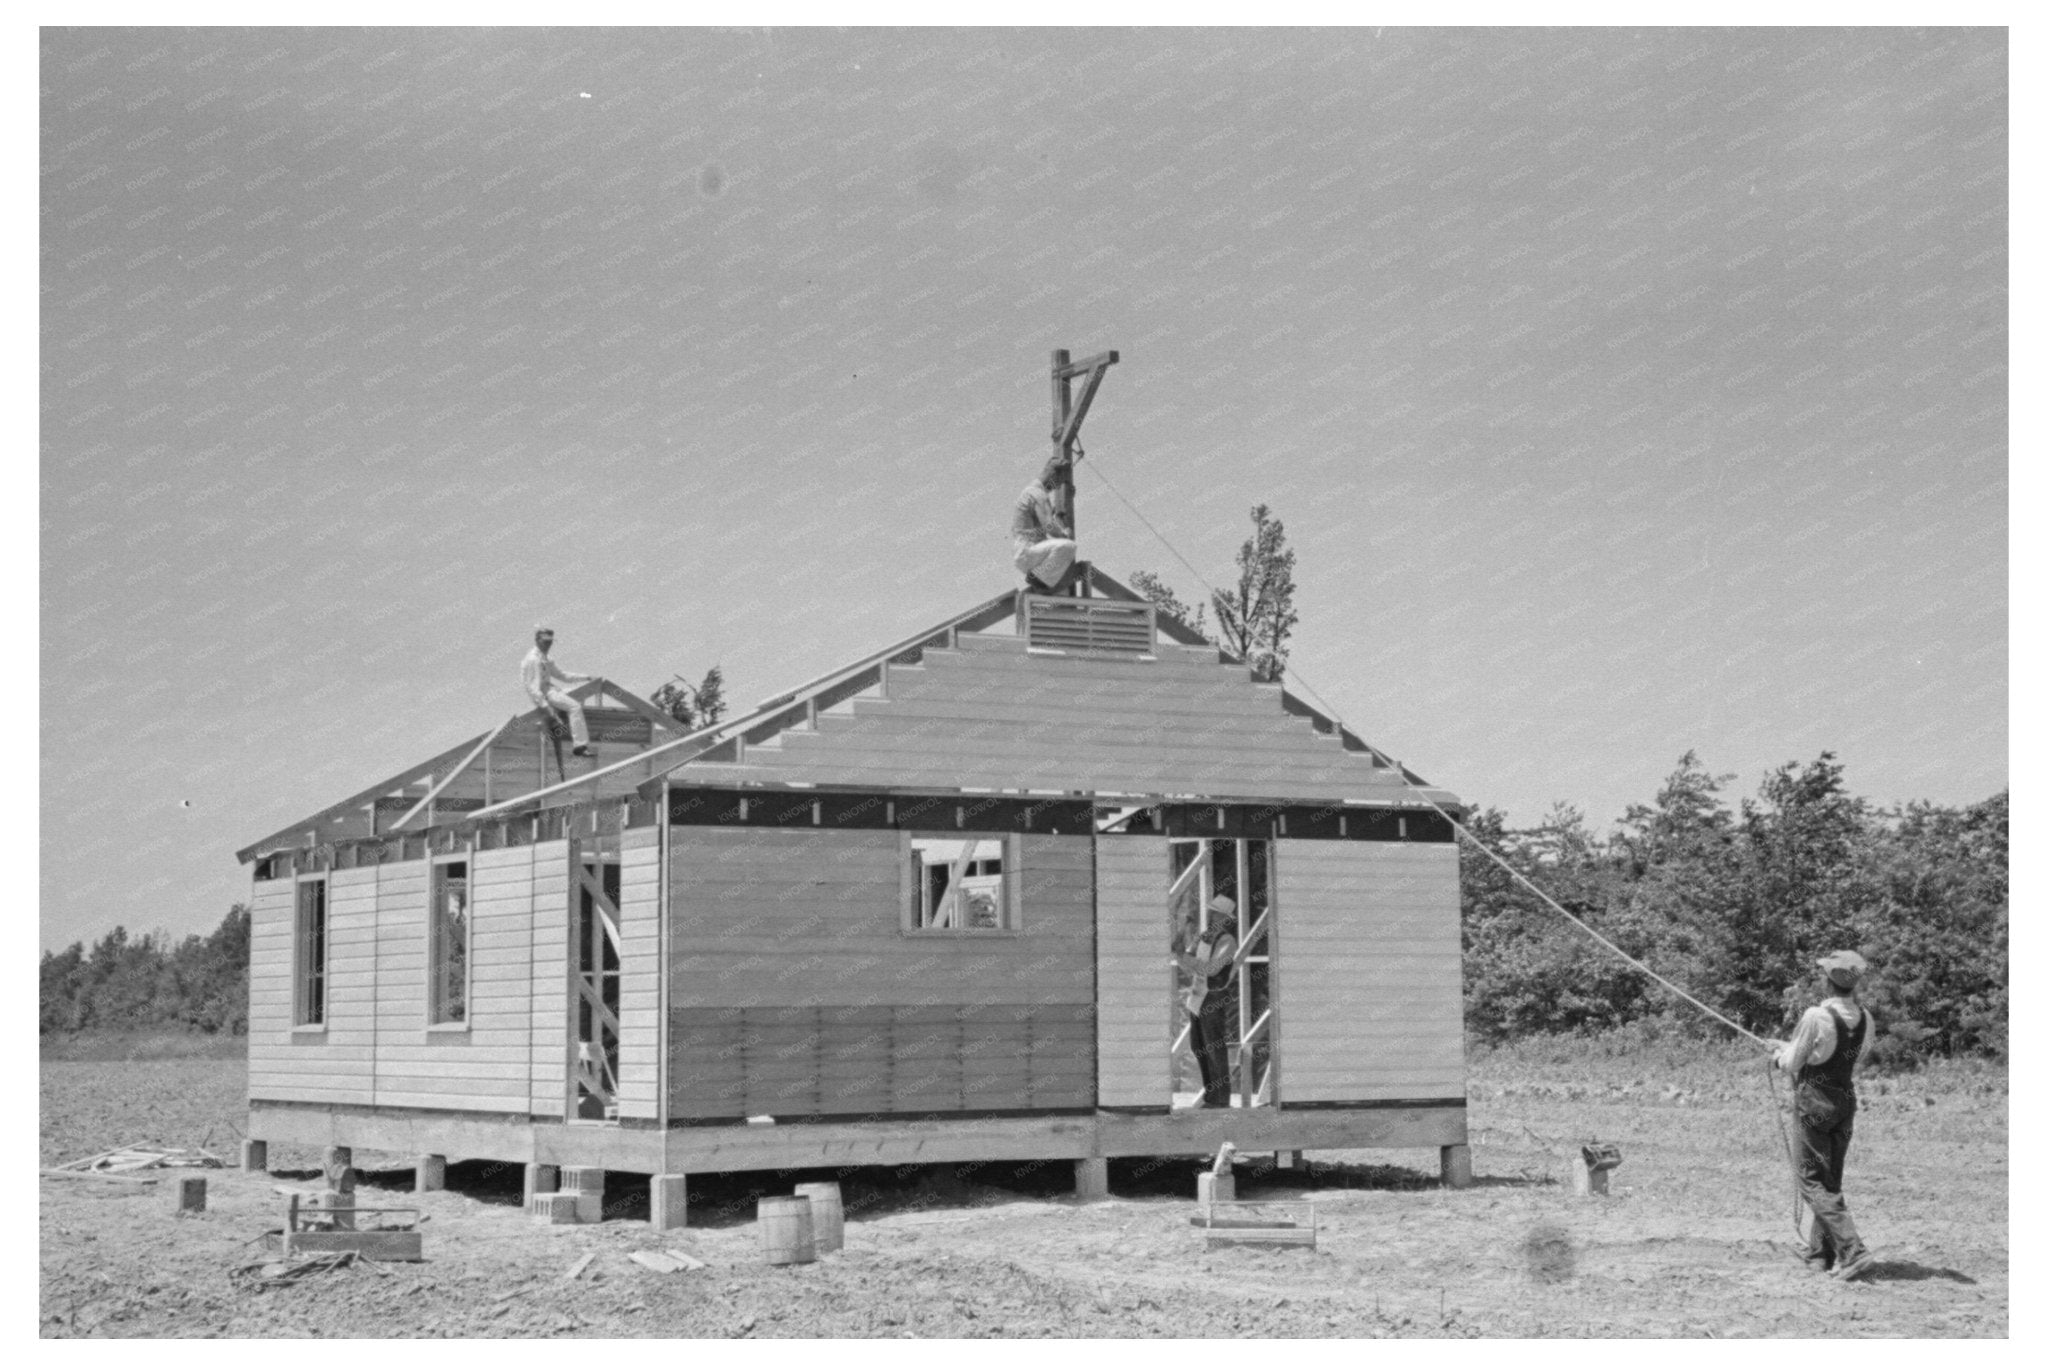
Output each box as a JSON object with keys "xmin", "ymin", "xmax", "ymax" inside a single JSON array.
[
  {"xmin": 521, "ymin": 646, "xmax": 588, "ymax": 707},
  {"xmin": 1011, "ymin": 479, "xmax": 1068, "ymax": 542},
  {"xmin": 1173, "ymin": 931, "xmax": 1238, "ymax": 1015},
  {"xmin": 1775, "ymin": 996, "xmax": 1873, "ymax": 1073}
]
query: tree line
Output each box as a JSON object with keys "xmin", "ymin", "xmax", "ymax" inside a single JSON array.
[
  {"xmin": 41, "ymin": 905, "xmax": 250, "ymax": 1037},
  {"xmin": 1460, "ymin": 751, "xmax": 2007, "ymax": 1062},
  {"xmin": 38, "ymin": 758, "xmax": 2006, "ymax": 1062},
  {"xmin": 41, "ymin": 499, "xmax": 2004, "ymax": 1062}
]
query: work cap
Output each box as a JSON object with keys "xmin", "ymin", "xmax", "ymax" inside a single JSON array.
[
  {"xmin": 534, "ymin": 623, "xmax": 555, "ymax": 635},
  {"xmin": 1207, "ymin": 894, "xmax": 1237, "ymax": 918},
  {"xmin": 1819, "ymin": 950, "xmax": 1868, "ymax": 987}
]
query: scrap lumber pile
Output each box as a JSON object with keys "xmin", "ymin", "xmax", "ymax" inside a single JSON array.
[
  {"xmin": 231, "ymin": 1249, "xmax": 391, "ymax": 1290},
  {"xmin": 42, "ymin": 1144, "xmax": 226, "ymax": 1185}
]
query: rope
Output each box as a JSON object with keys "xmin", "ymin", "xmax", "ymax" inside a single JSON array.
[
  {"xmin": 1081, "ymin": 456, "xmax": 1779, "ymax": 1054},
  {"xmin": 1087, "ymin": 450, "xmax": 1820, "ymax": 1246},
  {"xmin": 1765, "ymin": 1058, "xmax": 1808, "ymax": 1238}
]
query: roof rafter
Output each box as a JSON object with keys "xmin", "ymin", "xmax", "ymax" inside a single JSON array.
[
  {"xmin": 235, "ymin": 677, "xmax": 661, "ymax": 862},
  {"xmin": 465, "ymin": 588, "xmax": 1023, "ymax": 822}
]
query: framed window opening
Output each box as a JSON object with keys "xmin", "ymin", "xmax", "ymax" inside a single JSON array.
[
  {"xmin": 428, "ymin": 857, "xmax": 470, "ymax": 1027},
  {"xmin": 903, "ymin": 832, "xmax": 1018, "ymax": 932},
  {"xmin": 293, "ymin": 875, "xmax": 328, "ymax": 1029}
]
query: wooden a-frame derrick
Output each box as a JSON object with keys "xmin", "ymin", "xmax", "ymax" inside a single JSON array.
[{"xmin": 1046, "ymin": 347, "xmax": 1119, "ymax": 571}]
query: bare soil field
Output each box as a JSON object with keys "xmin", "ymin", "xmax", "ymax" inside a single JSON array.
[{"xmin": 39, "ymin": 1039, "xmax": 2006, "ymax": 1338}]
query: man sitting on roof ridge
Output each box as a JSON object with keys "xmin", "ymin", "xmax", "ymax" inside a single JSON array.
[
  {"xmin": 522, "ymin": 624, "xmax": 594, "ymax": 757},
  {"xmin": 1012, "ymin": 455, "xmax": 1080, "ymax": 594}
]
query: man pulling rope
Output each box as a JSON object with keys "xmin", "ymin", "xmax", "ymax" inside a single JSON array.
[
  {"xmin": 1078, "ymin": 450, "xmax": 1894, "ymax": 1277},
  {"xmin": 1773, "ymin": 950, "xmax": 1879, "ymax": 1281}
]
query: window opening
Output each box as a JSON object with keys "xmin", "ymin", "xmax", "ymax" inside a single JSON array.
[
  {"xmin": 428, "ymin": 860, "xmax": 469, "ymax": 1025},
  {"xmin": 908, "ymin": 836, "xmax": 1010, "ymax": 930},
  {"xmin": 294, "ymin": 877, "xmax": 328, "ymax": 1027},
  {"xmin": 573, "ymin": 859, "xmax": 623, "ymax": 1121}
]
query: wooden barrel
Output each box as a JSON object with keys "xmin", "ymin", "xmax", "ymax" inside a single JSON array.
[
  {"xmin": 758, "ymin": 1196, "xmax": 815, "ymax": 1265},
  {"xmin": 793, "ymin": 1181, "xmax": 843, "ymax": 1253}
]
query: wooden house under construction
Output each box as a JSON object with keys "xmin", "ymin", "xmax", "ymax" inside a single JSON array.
[
  {"xmin": 239, "ymin": 349, "xmax": 1472, "ymax": 1221},
  {"xmin": 237, "ymin": 570, "xmax": 1473, "ymax": 1221}
]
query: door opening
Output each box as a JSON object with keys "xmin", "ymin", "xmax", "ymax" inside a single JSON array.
[{"xmin": 1168, "ymin": 837, "xmax": 1275, "ymax": 1109}]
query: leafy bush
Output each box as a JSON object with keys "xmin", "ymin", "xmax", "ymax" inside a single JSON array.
[
  {"xmin": 39, "ymin": 905, "xmax": 249, "ymax": 1037},
  {"xmin": 1461, "ymin": 754, "xmax": 2007, "ymax": 1062}
]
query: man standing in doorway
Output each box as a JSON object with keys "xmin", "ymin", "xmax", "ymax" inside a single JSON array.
[
  {"xmin": 1775, "ymin": 949, "xmax": 1879, "ymax": 1281},
  {"xmin": 1012, "ymin": 456, "xmax": 1079, "ymax": 594},
  {"xmin": 521, "ymin": 624, "xmax": 593, "ymax": 757},
  {"xmin": 1175, "ymin": 895, "xmax": 1239, "ymax": 1109}
]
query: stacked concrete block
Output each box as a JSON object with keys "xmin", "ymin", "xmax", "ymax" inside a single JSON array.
[{"xmin": 561, "ymin": 1166, "xmax": 605, "ymax": 1224}]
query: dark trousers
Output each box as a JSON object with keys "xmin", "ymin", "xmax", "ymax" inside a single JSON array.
[
  {"xmin": 1795, "ymin": 1082, "xmax": 1868, "ymax": 1267},
  {"xmin": 1189, "ymin": 1000, "xmax": 1233, "ymax": 1107}
]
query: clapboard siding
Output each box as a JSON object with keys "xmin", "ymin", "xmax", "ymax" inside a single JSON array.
[
  {"xmin": 1095, "ymin": 837, "xmax": 1172, "ymax": 1109},
  {"xmin": 672, "ymin": 638, "xmax": 1430, "ymax": 803},
  {"xmin": 350, "ymin": 847, "xmax": 533, "ymax": 1113},
  {"xmin": 667, "ymin": 1003, "xmax": 1095, "ymax": 1119},
  {"xmin": 247, "ymin": 867, "xmax": 378, "ymax": 1105},
  {"xmin": 527, "ymin": 841, "xmax": 571, "ymax": 1116},
  {"xmin": 667, "ymin": 828, "xmax": 1093, "ymax": 1118},
  {"xmin": 615, "ymin": 831, "xmax": 661, "ymax": 1120},
  {"xmin": 1277, "ymin": 841, "xmax": 1463, "ymax": 1103},
  {"xmin": 666, "ymin": 828, "xmax": 1093, "ymax": 1008},
  {"xmin": 246, "ymin": 876, "xmax": 301, "ymax": 1104}
]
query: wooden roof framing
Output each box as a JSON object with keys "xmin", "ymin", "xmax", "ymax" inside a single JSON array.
[
  {"xmin": 463, "ymin": 588, "xmax": 1025, "ymax": 822},
  {"xmin": 234, "ymin": 678, "xmax": 684, "ymax": 863},
  {"xmin": 240, "ymin": 570, "xmax": 1460, "ymax": 862}
]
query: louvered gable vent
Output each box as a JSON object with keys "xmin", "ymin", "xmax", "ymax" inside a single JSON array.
[{"xmin": 1023, "ymin": 594, "xmax": 1156, "ymax": 656}]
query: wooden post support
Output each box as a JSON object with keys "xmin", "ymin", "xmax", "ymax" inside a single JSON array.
[
  {"xmin": 649, "ymin": 1174, "xmax": 688, "ymax": 1231},
  {"xmin": 523, "ymin": 1162, "xmax": 560, "ymax": 1210},
  {"xmin": 1196, "ymin": 1171, "xmax": 1236, "ymax": 1207},
  {"xmin": 1073, "ymin": 1156, "xmax": 1110, "ymax": 1201},
  {"xmin": 1275, "ymin": 1149, "xmax": 1305, "ymax": 1170},
  {"xmin": 324, "ymin": 1145, "xmax": 357, "ymax": 1229},
  {"xmin": 1440, "ymin": 1143, "xmax": 1473, "ymax": 1190},
  {"xmin": 175, "ymin": 1175, "xmax": 207, "ymax": 1214},
  {"xmin": 415, "ymin": 1154, "xmax": 446, "ymax": 1193},
  {"xmin": 241, "ymin": 1138, "xmax": 267, "ymax": 1173}
]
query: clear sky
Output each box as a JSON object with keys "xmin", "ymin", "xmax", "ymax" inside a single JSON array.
[{"xmin": 39, "ymin": 27, "xmax": 2006, "ymax": 950}]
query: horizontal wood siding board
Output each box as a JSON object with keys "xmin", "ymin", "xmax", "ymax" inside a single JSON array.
[
  {"xmin": 665, "ymin": 827, "xmax": 1091, "ymax": 1012},
  {"xmin": 1094, "ymin": 839, "xmax": 1169, "ymax": 1109},
  {"xmin": 853, "ymin": 696, "xmax": 1329, "ymax": 731},
  {"xmin": 1278, "ymin": 841, "xmax": 1464, "ymax": 1106},
  {"xmin": 696, "ymin": 761, "xmax": 1407, "ymax": 804},
  {"xmin": 755, "ymin": 739, "xmax": 1378, "ymax": 786},
  {"xmin": 666, "ymin": 1001, "xmax": 1097, "ymax": 1118},
  {"xmin": 359, "ymin": 1090, "xmax": 559, "ymax": 1114}
]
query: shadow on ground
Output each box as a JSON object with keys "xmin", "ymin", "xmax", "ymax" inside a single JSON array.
[{"xmin": 1870, "ymin": 1261, "xmax": 1977, "ymax": 1285}]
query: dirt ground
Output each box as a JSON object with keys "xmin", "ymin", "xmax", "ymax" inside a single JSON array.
[{"xmin": 38, "ymin": 1042, "xmax": 2007, "ymax": 1338}]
